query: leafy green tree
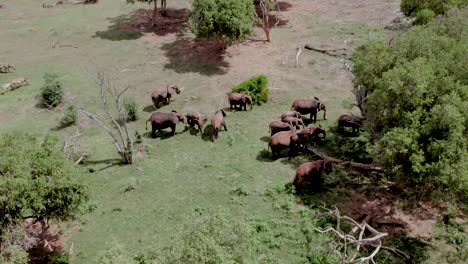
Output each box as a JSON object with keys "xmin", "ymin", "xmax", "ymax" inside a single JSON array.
[
  {"xmin": 41, "ymin": 73, "xmax": 64, "ymax": 108},
  {"xmin": 352, "ymin": 10, "xmax": 468, "ymax": 202},
  {"xmin": 189, "ymin": 0, "xmax": 255, "ymax": 47},
  {"xmin": 232, "ymin": 75, "xmax": 270, "ymax": 105},
  {"xmin": 0, "ymin": 133, "xmax": 89, "ymax": 237}
]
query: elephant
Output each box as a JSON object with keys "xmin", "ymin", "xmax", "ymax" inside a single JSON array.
[
  {"xmin": 0, "ymin": 64, "xmax": 15, "ymax": 73},
  {"xmin": 151, "ymin": 84, "xmax": 180, "ymax": 109},
  {"xmin": 228, "ymin": 93, "xmax": 253, "ymax": 111},
  {"xmin": 291, "ymin": 97, "xmax": 326, "ymax": 123},
  {"xmin": 289, "ymin": 127, "xmax": 326, "ymax": 154},
  {"xmin": 338, "ymin": 114, "xmax": 364, "ymax": 134},
  {"xmin": 146, "ymin": 110, "xmax": 188, "ymax": 138},
  {"xmin": 293, "ymin": 159, "xmax": 333, "ymax": 189},
  {"xmin": 186, "ymin": 112, "xmax": 207, "ymax": 133},
  {"xmin": 281, "ymin": 110, "xmax": 302, "ymax": 120},
  {"xmin": 269, "ymin": 121, "xmax": 294, "ymax": 136},
  {"xmin": 268, "ymin": 130, "xmax": 297, "ymax": 158},
  {"xmin": 211, "ymin": 109, "xmax": 227, "ymax": 141},
  {"xmin": 281, "ymin": 116, "xmax": 305, "ymax": 129}
]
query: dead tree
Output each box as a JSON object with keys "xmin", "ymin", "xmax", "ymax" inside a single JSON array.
[
  {"xmin": 315, "ymin": 206, "xmax": 409, "ymax": 263},
  {"xmin": 79, "ymin": 72, "xmax": 133, "ymax": 164},
  {"xmin": 307, "ymin": 147, "xmax": 382, "ymax": 172},
  {"xmin": 254, "ymin": 0, "xmax": 281, "ymax": 42}
]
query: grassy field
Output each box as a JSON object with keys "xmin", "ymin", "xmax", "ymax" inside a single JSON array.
[{"xmin": 5, "ymin": 0, "xmax": 461, "ymax": 263}]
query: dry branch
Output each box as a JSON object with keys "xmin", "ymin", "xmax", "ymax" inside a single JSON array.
[
  {"xmin": 304, "ymin": 45, "xmax": 351, "ymax": 59},
  {"xmin": 315, "ymin": 206, "xmax": 408, "ymax": 263}
]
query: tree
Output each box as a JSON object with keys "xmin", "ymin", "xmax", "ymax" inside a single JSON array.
[
  {"xmin": 254, "ymin": 0, "xmax": 282, "ymax": 42},
  {"xmin": 0, "ymin": 133, "xmax": 89, "ymax": 240},
  {"xmin": 127, "ymin": 0, "xmax": 167, "ymax": 27},
  {"xmin": 189, "ymin": 0, "xmax": 255, "ymax": 48},
  {"xmin": 79, "ymin": 72, "xmax": 134, "ymax": 164},
  {"xmin": 351, "ymin": 9, "xmax": 468, "ymax": 202}
]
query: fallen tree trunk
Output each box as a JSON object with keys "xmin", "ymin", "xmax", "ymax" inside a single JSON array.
[
  {"xmin": 304, "ymin": 45, "xmax": 351, "ymax": 59},
  {"xmin": 307, "ymin": 147, "xmax": 382, "ymax": 171}
]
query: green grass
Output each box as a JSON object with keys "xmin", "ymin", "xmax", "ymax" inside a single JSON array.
[{"xmin": 2, "ymin": 1, "xmax": 462, "ymax": 264}]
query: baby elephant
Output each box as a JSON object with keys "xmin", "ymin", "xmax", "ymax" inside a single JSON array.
[
  {"xmin": 211, "ymin": 109, "xmax": 227, "ymax": 141},
  {"xmin": 0, "ymin": 64, "xmax": 15, "ymax": 73},
  {"xmin": 186, "ymin": 112, "xmax": 207, "ymax": 133},
  {"xmin": 269, "ymin": 121, "xmax": 294, "ymax": 136},
  {"xmin": 281, "ymin": 110, "xmax": 302, "ymax": 120},
  {"xmin": 293, "ymin": 159, "xmax": 333, "ymax": 189},
  {"xmin": 151, "ymin": 84, "xmax": 180, "ymax": 109},
  {"xmin": 228, "ymin": 92, "xmax": 253, "ymax": 111},
  {"xmin": 281, "ymin": 116, "xmax": 304, "ymax": 129},
  {"xmin": 146, "ymin": 111, "xmax": 187, "ymax": 138}
]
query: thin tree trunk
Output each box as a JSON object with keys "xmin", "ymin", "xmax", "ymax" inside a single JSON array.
[{"xmin": 152, "ymin": 0, "xmax": 158, "ymax": 27}]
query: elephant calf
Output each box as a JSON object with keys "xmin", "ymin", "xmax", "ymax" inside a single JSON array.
[
  {"xmin": 291, "ymin": 97, "xmax": 326, "ymax": 123},
  {"xmin": 338, "ymin": 114, "xmax": 364, "ymax": 134},
  {"xmin": 293, "ymin": 159, "xmax": 333, "ymax": 189},
  {"xmin": 281, "ymin": 116, "xmax": 304, "ymax": 129},
  {"xmin": 211, "ymin": 109, "xmax": 227, "ymax": 141},
  {"xmin": 186, "ymin": 112, "xmax": 207, "ymax": 133},
  {"xmin": 269, "ymin": 121, "xmax": 293, "ymax": 136},
  {"xmin": 281, "ymin": 110, "xmax": 302, "ymax": 120},
  {"xmin": 146, "ymin": 111, "xmax": 187, "ymax": 138},
  {"xmin": 151, "ymin": 84, "xmax": 180, "ymax": 109},
  {"xmin": 228, "ymin": 92, "xmax": 253, "ymax": 111}
]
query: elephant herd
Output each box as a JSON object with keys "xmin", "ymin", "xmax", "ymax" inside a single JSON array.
[{"xmin": 144, "ymin": 84, "xmax": 364, "ymax": 190}]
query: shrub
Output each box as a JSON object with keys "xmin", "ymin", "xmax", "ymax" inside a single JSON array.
[
  {"xmin": 123, "ymin": 97, "xmax": 138, "ymax": 121},
  {"xmin": 232, "ymin": 75, "xmax": 270, "ymax": 105},
  {"xmin": 189, "ymin": 0, "xmax": 255, "ymax": 45},
  {"xmin": 401, "ymin": 0, "xmax": 447, "ymax": 16},
  {"xmin": 41, "ymin": 73, "xmax": 64, "ymax": 108},
  {"xmin": 414, "ymin": 8, "xmax": 436, "ymax": 24},
  {"xmin": 60, "ymin": 105, "xmax": 78, "ymax": 126},
  {"xmin": 51, "ymin": 253, "xmax": 70, "ymax": 264},
  {"xmin": 351, "ymin": 11, "xmax": 468, "ymax": 202}
]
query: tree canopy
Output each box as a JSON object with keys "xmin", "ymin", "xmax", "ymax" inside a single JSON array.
[
  {"xmin": 352, "ymin": 9, "xmax": 468, "ymax": 202},
  {"xmin": 0, "ymin": 133, "xmax": 89, "ymax": 234},
  {"xmin": 189, "ymin": 0, "xmax": 255, "ymax": 45}
]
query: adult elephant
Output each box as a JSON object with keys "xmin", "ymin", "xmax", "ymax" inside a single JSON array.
[
  {"xmin": 269, "ymin": 121, "xmax": 294, "ymax": 136},
  {"xmin": 268, "ymin": 129, "xmax": 297, "ymax": 158},
  {"xmin": 293, "ymin": 159, "xmax": 333, "ymax": 189},
  {"xmin": 211, "ymin": 109, "xmax": 227, "ymax": 141},
  {"xmin": 151, "ymin": 84, "xmax": 180, "ymax": 109},
  {"xmin": 146, "ymin": 111, "xmax": 187, "ymax": 138},
  {"xmin": 338, "ymin": 114, "xmax": 364, "ymax": 134},
  {"xmin": 290, "ymin": 127, "xmax": 326, "ymax": 154},
  {"xmin": 228, "ymin": 92, "xmax": 253, "ymax": 111},
  {"xmin": 291, "ymin": 97, "xmax": 326, "ymax": 123}
]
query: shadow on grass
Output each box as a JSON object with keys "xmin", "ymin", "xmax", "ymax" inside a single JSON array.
[
  {"xmin": 160, "ymin": 36, "xmax": 229, "ymax": 76},
  {"xmin": 93, "ymin": 8, "xmax": 188, "ymax": 41},
  {"xmin": 143, "ymin": 104, "xmax": 156, "ymax": 113},
  {"xmin": 82, "ymin": 158, "xmax": 123, "ymax": 172},
  {"xmin": 201, "ymin": 125, "xmax": 213, "ymax": 142},
  {"xmin": 259, "ymin": 136, "xmax": 270, "ymax": 142}
]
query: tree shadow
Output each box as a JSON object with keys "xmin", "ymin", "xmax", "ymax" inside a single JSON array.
[
  {"xmin": 82, "ymin": 158, "xmax": 123, "ymax": 172},
  {"xmin": 93, "ymin": 8, "xmax": 188, "ymax": 41},
  {"xmin": 161, "ymin": 36, "xmax": 229, "ymax": 76}
]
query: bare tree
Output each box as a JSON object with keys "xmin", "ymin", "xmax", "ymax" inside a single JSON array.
[
  {"xmin": 315, "ymin": 206, "xmax": 409, "ymax": 263},
  {"xmin": 254, "ymin": 0, "xmax": 281, "ymax": 42},
  {"xmin": 79, "ymin": 72, "xmax": 133, "ymax": 164}
]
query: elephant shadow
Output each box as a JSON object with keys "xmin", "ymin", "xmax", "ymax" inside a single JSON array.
[
  {"xmin": 201, "ymin": 125, "xmax": 213, "ymax": 142},
  {"xmin": 144, "ymin": 130, "xmax": 180, "ymax": 140},
  {"xmin": 256, "ymin": 149, "xmax": 275, "ymax": 162},
  {"xmin": 259, "ymin": 136, "xmax": 270, "ymax": 142},
  {"xmin": 143, "ymin": 105, "xmax": 156, "ymax": 113}
]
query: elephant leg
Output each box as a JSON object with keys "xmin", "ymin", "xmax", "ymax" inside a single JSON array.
[
  {"xmin": 222, "ymin": 122, "xmax": 227, "ymax": 131},
  {"xmin": 171, "ymin": 125, "xmax": 176, "ymax": 136}
]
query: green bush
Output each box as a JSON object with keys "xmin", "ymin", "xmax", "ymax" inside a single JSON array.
[
  {"xmin": 41, "ymin": 73, "xmax": 64, "ymax": 108},
  {"xmin": 414, "ymin": 8, "xmax": 436, "ymax": 24},
  {"xmin": 51, "ymin": 253, "xmax": 70, "ymax": 264},
  {"xmin": 123, "ymin": 97, "xmax": 138, "ymax": 121},
  {"xmin": 401, "ymin": 0, "xmax": 447, "ymax": 16},
  {"xmin": 232, "ymin": 75, "xmax": 269, "ymax": 105},
  {"xmin": 60, "ymin": 105, "xmax": 78, "ymax": 126},
  {"xmin": 351, "ymin": 11, "xmax": 468, "ymax": 202},
  {"xmin": 189, "ymin": 0, "xmax": 255, "ymax": 45}
]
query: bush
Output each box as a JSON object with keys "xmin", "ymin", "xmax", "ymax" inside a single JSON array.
[
  {"xmin": 51, "ymin": 253, "xmax": 70, "ymax": 264},
  {"xmin": 41, "ymin": 73, "xmax": 64, "ymax": 108},
  {"xmin": 401, "ymin": 0, "xmax": 447, "ymax": 16},
  {"xmin": 123, "ymin": 97, "xmax": 138, "ymax": 121},
  {"xmin": 414, "ymin": 8, "xmax": 436, "ymax": 24},
  {"xmin": 232, "ymin": 75, "xmax": 269, "ymax": 105},
  {"xmin": 351, "ymin": 11, "xmax": 468, "ymax": 202},
  {"xmin": 189, "ymin": 0, "xmax": 255, "ymax": 45},
  {"xmin": 60, "ymin": 105, "xmax": 78, "ymax": 126}
]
